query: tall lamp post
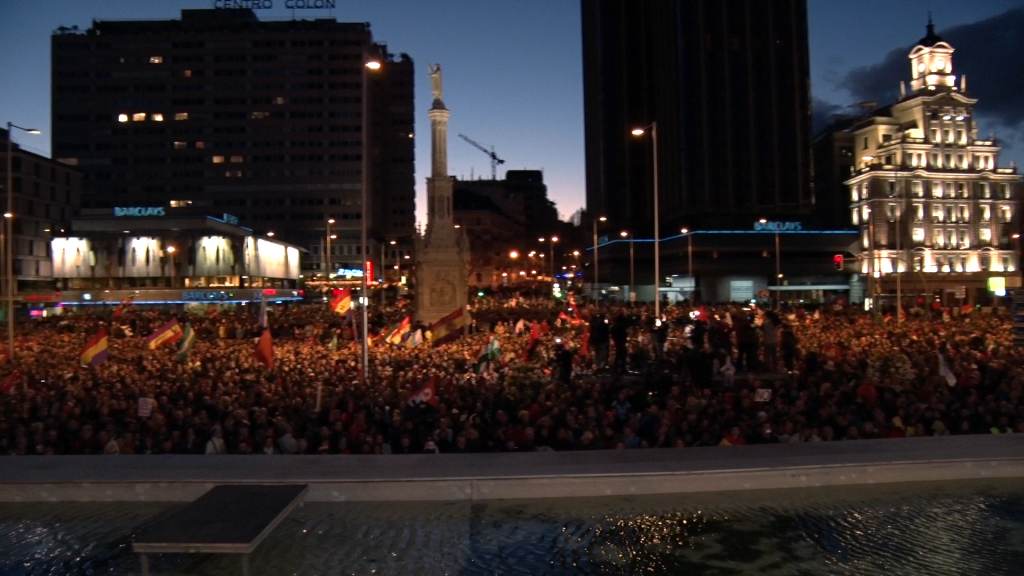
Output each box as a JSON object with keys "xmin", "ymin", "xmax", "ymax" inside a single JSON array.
[
  {"xmin": 680, "ymin": 228, "xmax": 694, "ymax": 299},
  {"xmin": 166, "ymin": 246, "xmax": 176, "ymax": 288},
  {"xmin": 5, "ymin": 122, "xmax": 41, "ymax": 359},
  {"xmin": 591, "ymin": 215, "xmax": 606, "ymax": 301},
  {"xmin": 759, "ymin": 218, "xmax": 781, "ymax": 307},
  {"xmin": 361, "ymin": 54, "xmax": 382, "ymax": 380},
  {"xmin": 632, "ymin": 123, "xmax": 660, "ymax": 317},
  {"xmin": 324, "ymin": 218, "xmax": 335, "ymax": 280},
  {"xmin": 538, "ymin": 236, "xmax": 558, "ymax": 281},
  {"xmin": 621, "ymin": 230, "xmax": 634, "ymax": 302}
]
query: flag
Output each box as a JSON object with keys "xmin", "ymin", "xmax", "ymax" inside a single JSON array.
[
  {"xmin": 898, "ymin": 308, "xmax": 906, "ymax": 322},
  {"xmin": 568, "ymin": 293, "xmax": 578, "ymax": 311},
  {"xmin": 405, "ymin": 328, "xmax": 424, "ymax": 348},
  {"xmin": 0, "ymin": 369, "xmax": 22, "ymax": 394},
  {"xmin": 408, "ymin": 378, "xmax": 438, "ymax": 407},
  {"xmin": 328, "ymin": 333, "xmax": 338, "ymax": 351},
  {"xmin": 937, "ymin": 352, "xmax": 956, "ymax": 387},
  {"xmin": 385, "ymin": 316, "xmax": 412, "ymax": 345},
  {"xmin": 396, "ymin": 297, "xmax": 409, "ymax": 308},
  {"xmin": 474, "ymin": 336, "xmax": 501, "ymax": 373},
  {"xmin": 580, "ymin": 326, "xmax": 590, "ymax": 356},
  {"xmin": 112, "ymin": 291, "xmax": 139, "ymax": 317},
  {"xmin": 514, "ymin": 318, "xmax": 527, "ymax": 335},
  {"xmin": 258, "ymin": 295, "xmax": 268, "ymax": 328},
  {"xmin": 80, "ymin": 329, "xmax": 109, "ymax": 368},
  {"xmin": 523, "ymin": 321, "xmax": 541, "ymax": 360},
  {"xmin": 147, "ymin": 318, "xmax": 184, "ymax": 350},
  {"xmin": 254, "ymin": 329, "xmax": 274, "ymax": 370},
  {"xmin": 429, "ymin": 307, "xmax": 470, "ymax": 346},
  {"xmin": 960, "ymin": 304, "xmax": 974, "ymax": 315},
  {"xmin": 177, "ymin": 323, "xmax": 196, "ymax": 359},
  {"xmin": 330, "ymin": 289, "xmax": 352, "ymax": 315}
]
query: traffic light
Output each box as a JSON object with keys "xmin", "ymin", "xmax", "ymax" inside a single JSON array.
[{"xmin": 833, "ymin": 254, "xmax": 844, "ymax": 271}]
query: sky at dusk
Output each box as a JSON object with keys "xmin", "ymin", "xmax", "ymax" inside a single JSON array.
[{"xmin": 1, "ymin": 0, "xmax": 1022, "ymax": 229}]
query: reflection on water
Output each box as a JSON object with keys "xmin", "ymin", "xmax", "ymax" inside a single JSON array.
[{"xmin": 2, "ymin": 480, "xmax": 1024, "ymax": 575}]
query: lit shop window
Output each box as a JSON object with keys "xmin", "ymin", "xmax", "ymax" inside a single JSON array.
[
  {"xmin": 173, "ymin": 142, "xmax": 187, "ymax": 150},
  {"xmin": 195, "ymin": 141, "xmax": 205, "ymax": 149},
  {"xmin": 132, "ymin": 113, "xmax": 146, "ymax": 122},
  {"xmin": 152, "ymin": 113, "xmax": 164, "ymax": 122},
  {"xmin": 174, "ymin": 112, "xmax": 188, "ymax": 121},
  {"xmin": 118, "ymin": 114, "xmax": 129, "ymax": 123},
  {"xmin": 212, "ymin": 156, "xmax": 225, "ymax": 164},
  {"xmin": 149, "ymin": 56, "xmax": 163, "ymax": 64},
  {"xmin": 230, "ymin": 156, "xmax": 244, "ymax": 163}
]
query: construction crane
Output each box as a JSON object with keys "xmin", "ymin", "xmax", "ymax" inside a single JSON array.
[{"xmin": 458, "ymin": 134, "xmax": 505, "ymax": 180}]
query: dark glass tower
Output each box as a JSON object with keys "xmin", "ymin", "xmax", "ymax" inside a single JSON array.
[{"xmin": 582, "ymin": 0, "xmax": 812, "ymax": 232}]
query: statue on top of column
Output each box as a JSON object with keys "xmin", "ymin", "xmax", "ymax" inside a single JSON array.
[{"xmin": 428, "ymin": 63, "xmax": 443, "ymax": 102}]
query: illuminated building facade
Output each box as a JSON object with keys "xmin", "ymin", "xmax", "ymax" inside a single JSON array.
[{"xmin": 846, "ymin": 21, "xmax": 1021, "ymax": 305}]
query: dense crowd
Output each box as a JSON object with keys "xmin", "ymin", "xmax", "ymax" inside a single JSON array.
[{"xmin": 1, "ymin": 293, "xmax": 1021, "ymax": 456}]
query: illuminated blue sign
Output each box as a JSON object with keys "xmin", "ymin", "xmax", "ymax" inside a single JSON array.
[
  {"xmin": 114, "ymin": 207, "xmax": 165, "ymax": 217},
  {"xmin": 182, "ymin": 291, "xmax": 232, "ymax": 301},
  {"xmin": 222, "ymin": 213, "xmax": 239, "ymax": 225},
  {"xmin": 335, "ymin": 268, "xmax": 364, "ymax": 278},
  {"xmin": 754, "ymin": 221, "xmax": 802, "ymax": 232}
]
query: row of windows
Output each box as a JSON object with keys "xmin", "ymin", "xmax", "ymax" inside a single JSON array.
[
  {"xmin": 852, "ymin": 180, "xmax": 1012, "ymax": 201},
  {"xmin": 853, "ymin": 203, "xmax": 1012, "ymax": 225}
]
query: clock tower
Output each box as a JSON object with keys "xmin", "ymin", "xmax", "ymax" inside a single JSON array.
[{"xmin": 909, "ymin": 16, "xmax": 956, "ymax": 93}]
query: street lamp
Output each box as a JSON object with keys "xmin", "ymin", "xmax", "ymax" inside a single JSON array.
[
  {"xmin": 166, "ymin": 246, "xmax": 177, "ymax": 289},
  {"xmin": 632, "ymin": 123, "xmax": 661, "ymax": 317},
  {"xmin": 760, "ymin": 218, "xmax": 781, "ymax": 307},
  {"xmin": 681, "ymin": 228, "xmax": 694, "ymax": 298},
  {"xmin": 361, "ymin": 55, "xmax": 382, "ymax": 379},
  {"xmin": 324, "ymin": 218, "xmax": 335, "ymax": 280},
  {"xmin": 5, "ymin": 122, "xmax": 41, "ymax": 359},
  {"xmin": 267, "ymin": 231, "xmax": 275, "ymax": 237},
  {"xmin": 592, "ymin": 215, "xmax": 607, "ymax": 301},
  {"xmin": 621, "ymin": 230, "xmax": 634, "ymax": 302},
  {"xmin": 538, "ymin": 237, "xmax": 558, "ymax": 281}
]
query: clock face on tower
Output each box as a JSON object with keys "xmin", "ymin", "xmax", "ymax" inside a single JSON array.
[
  {"xmin": 933, "ymin": 58, "xmax": 945, "ymax": 72},
  {"xmin": 917, "ymin": 61, "xmax": 926, "ymax": 73}
]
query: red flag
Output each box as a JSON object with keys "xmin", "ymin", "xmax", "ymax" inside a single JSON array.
[
  {"xmin": 541, "ymin": 321, "xmax": 550, "ymax": 334},
  {"xmin": 0, "ymin": 369, "xmax": 21, "ymax": 394},
  {"xmin": 408, "ymin": 378, "xmax": 438, "ymax": 407},
  {"xmin": 254, "ymin": 329, "xmax": 274, "ymax": 370},
  {"xmin": 524, "ymin": 321, "xmax": 541, "ymax": 361},
  {"xmin": 960, "ymin": 304, "xmax": 973, "ymax": 315},
  {"xmin": 580, "ymin": 326, "xmax": 590, "ymax": 356}
]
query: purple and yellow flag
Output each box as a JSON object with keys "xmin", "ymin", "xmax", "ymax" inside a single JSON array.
[
  {"xmin": 147, "ymin": 318, "xmax": 184, "ymax": 350},
  {"xmin": 80, "ymin": 329, "xmax": 109, "ymax": 367}
]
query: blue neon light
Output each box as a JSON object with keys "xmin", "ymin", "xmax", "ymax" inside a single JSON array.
[{"xmin": 585, "ymin": 230, "xmax": 856, "ymax": 250}]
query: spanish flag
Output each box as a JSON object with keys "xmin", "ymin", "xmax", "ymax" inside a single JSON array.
[
  {"xmin": 385, "ymin": 316, "xmax": 411, "ymax": 345},
  {"xmin": 254, "ymin": 329, "xmax": 274, "ymax": 371},
  {"xmin": 330, "ymin": 289, "xmax": 352, "ymax": 315},
  {"xmin": 80, "ymin": 329, "xmax": 109, "ymax": 368},
  {"xmin": 147, "ymin": 318, "xmax": 184, "ymax": 350}
]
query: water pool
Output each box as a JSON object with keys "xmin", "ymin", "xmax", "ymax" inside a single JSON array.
[{"xmin": 2, "ymin": 479, "xmax": 1023, "ymax": 575}]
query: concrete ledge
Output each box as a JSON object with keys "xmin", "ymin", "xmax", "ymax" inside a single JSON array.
[{"xmin": 1, "ymin": 435, "xmax": 1022, "ymax": 502}]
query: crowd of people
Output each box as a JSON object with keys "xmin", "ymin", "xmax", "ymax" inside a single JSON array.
[{"xmin": 1, "ymin": 291, "xmax": 1021, "ymax": 456}]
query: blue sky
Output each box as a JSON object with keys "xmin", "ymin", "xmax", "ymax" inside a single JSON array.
[{"xmin": 1, "ymin": 0, "xmax": 1021, "ymax": 228}]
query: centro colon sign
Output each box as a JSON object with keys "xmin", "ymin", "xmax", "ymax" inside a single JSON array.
[
  {"xmin": 114, "ymin": 207, "xmax": 165, "ymax": 217},
  {"xmin": 213, "ymin": 0, "xmax": 336, "ymax": 8},
  {"xmin": 754, "ymin": 221, "xmax": 802, "ymax": 232}
]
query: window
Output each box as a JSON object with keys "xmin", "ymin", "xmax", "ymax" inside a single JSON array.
[
  {"xmin": 132, "ymin": 113, "xmax": 146, "ymax": 121},
  {"xmin": 981, "ymin": 205, "xmax": 991, "ymax": 222},
  {"xmin": 887, "ymin": 203, "xmax": 896, "ymax": 222},
  {"xmin": 945, "ymin": 182, "xmax": 955, "ymax": 198},
  {"xmin": 957, "ymin": 154, "xmax": 964, "ymax": 168},
  {"xmin": 173, "ymin": 141, "xmax": 187, "ymax": 149},
  {"xmin": 1003, "ymin": 256, "xmax": 1012, "ymax": 272},
  {"xmin": 931, "ymin": 153, "xmax": 939, "ymax": 167},
  {"xmin": 225, "ymin": 170, "xmax": 242, "ymax": 177},
  {"xmin": 913, "ymin": 204, "xmax": 923, "ymax": 222},
  {"xmin": 174, "ymin": 112, "xmax": 188, "ymax": 121},
  {"xmin": 945, "ymin": 205, "xmax": 955, "ymax": 222},
  {"xmin": 149, "ymin": 56, "xmax": 163, "ymax": 64},
  {"xmin": 957, "ymin": 130, "xmax": 964, "ymax": 143},
  {"xmin": 251, "ymin": 112, "xmax": 270, "ymax": 119},
  {"xmin": 959, "ymin": 229, "xmax": 969, "ymax": 248},
  {"xmin": 882, "ymin": 134, "xmax": 892, "ymax": 142},
  {"xmin": 911, "ymin": 181, "xmax": 922, "ymax": 197},
  {"xmin": 931, "ymin": 182, "xmax": 942, "ymax": 198},
  {"xmin": 117, "ymin": 114, "xmax": 128, "ymax": 123},
  {"xmin": 980, "ymin": 228, "xmax": 991, "ymax": 243},
  {"xmin": 273, "ymin": 97, "xmax": 285, "ymax": 104},
  {"xmin": 1000, "ymin": 205, "xmax": 1012, "ymax": 223},
  {"xmin": 980, "ymin": 182, "xmax": 991, "ymax": 199},
  {"xmin": 930, "ymin": 128, "xmax": 939, "ymax": 142},
  {"xmin": 212, "ymin": 156, "xmax": 225, "ymax": 163},
  {"xmin": 229, "ymin": 156, "xmax": 244, "ymax": 163},
  {"xmin": 957, "ymin": 205, "xmax": 969, "ymax": 222},
  {"xmin": 195, "ymin": 141, "xmax": 205, "ymax": 149},
  {"xmin": 947, "ymin": 229, "xmax": 956, "ymax": 247},
  {"xmin": 152, "ymin": 113, "xmax": 164, "ymax": 122},
  {"xmin": 932, "ymin": 205, "xmax": 943, "ymax": 222},
  {"xmin": 956, "ymin": 183, "xmax": 967, "ymax": 198},
  {"xmin": 1001, "ymin": 183, "xmax": 1011, "ymax": 199},
  {"xmin": 934, "ymin": 229, "xmax": 945, "ymax": 247},
  {"xmin": 981, "ymin": 253, "xmax": 991, "ymax": 270},
  {"xmin": 887, "ymin": 180, "xmax": 896, "ymax": 196},
  {"xmin": 851, "ymin": 186, "xmax": 859, "ymax": 202},
  {"xmin": 945, "ymin": 154, "xmax": 953, "ymax": 167},
  {"xmin": 912, "ymin": 228, "xmax": 925, "ymax": 242},
  {"xmin": 851, "ymin": 209, "xmax": 859, "ymax": 225}
]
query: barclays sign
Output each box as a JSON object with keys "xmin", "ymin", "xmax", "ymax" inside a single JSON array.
[
  {"xmin": 114, "ymin": 207, "xmax": 166, "ymax": 217},
  {"xmin": 754, "ymin": 221, "xmax": 802, "ymax": 232}
]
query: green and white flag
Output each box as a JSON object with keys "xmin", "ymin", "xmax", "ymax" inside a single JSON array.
[
  {"xmin": 177, "ymin": 323, "xmax": 196, "ymax": 359},
  {"xmin": 474, "ymin": 336, "xmax": 501, "ymax": 374}
]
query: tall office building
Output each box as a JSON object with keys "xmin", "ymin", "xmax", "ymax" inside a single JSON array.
[
  {"xmin": 582, "ymin": 0, "xmax": 812, "ymax": 233},
  {"xmin": 51, "ymin": 8, "xmax": 415, "ymax": 276}
]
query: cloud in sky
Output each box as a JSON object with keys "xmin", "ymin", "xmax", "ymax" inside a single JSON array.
[{"xmin": 838, "ymin": 7, "xmax": 1024, "ymax": 137}]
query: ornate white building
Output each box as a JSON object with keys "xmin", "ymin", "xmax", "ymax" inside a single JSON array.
[{"xmin": 846, "ymin": 20, "xmax": 1021, "ymax": 305}]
